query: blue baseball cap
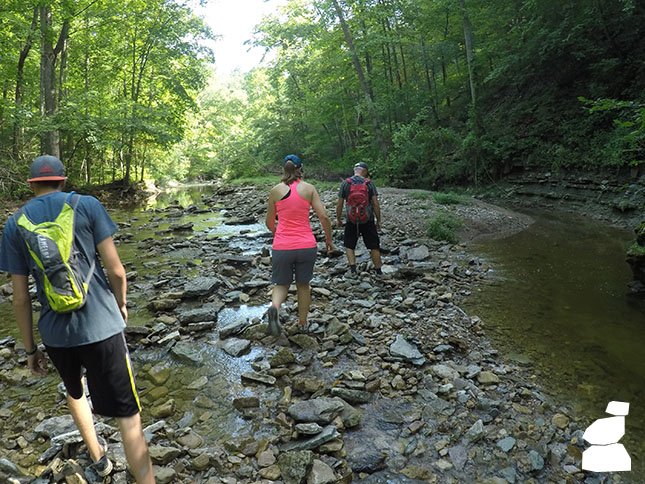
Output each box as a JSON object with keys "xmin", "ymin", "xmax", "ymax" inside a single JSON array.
[
  {"xmin": 28, "ymin": 155, "xmax": 68, "ymax": 182},
  {"xmin": 283, "ymin": 154, "xmax": 302, "ymax": 168}
]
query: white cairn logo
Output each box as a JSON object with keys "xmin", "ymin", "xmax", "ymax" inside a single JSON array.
[{"xmin": 581, "ymin": 401, "xmax": 631, "ymax": 472}]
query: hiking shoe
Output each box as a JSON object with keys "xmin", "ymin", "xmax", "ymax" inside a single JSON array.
[
  {"xmin": 267, "ymin": 305, "xmax": 281, "ymax": 336},
  {"xmin": 88, "ymin": 454, "xmax": 113, "ymax": 477}
]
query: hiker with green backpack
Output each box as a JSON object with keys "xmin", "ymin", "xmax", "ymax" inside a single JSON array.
[
  {"xmin": 0, "ymin": 156, "xmax": 155, "ymax": 483},
  {"xmin": 336, "ymin": 161, "xmax": 383, "ymax": 275}
]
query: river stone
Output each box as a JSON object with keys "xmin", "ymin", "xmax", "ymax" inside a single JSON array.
[
  {"xmin": 270, "ymin": 347, "xmax": 296, "ymax": 367},
  {"xmin": 219, "ymin": 337, "xmax": 251, "ymax": 357},
  {"xmin": 497, "ymin": 436, "xmax": 516, "ymax": 453},
  {"xmin": 344, "ymin": 437, "xmax": 387, "ymax": 473},
  {"xmin": 308, "ymin": 459, "xmax": 336, "ymax": 484},
  {"xmin": 529, "ymin": 449, "xmax": 545, "ymax": 471},
  {"xmin": 330, "ymin": 386, "xmax": 372, "ymax": 404},
  {"xmin": 233, "ymin": 396, "xmax": 260, "ymax": 409},
  {"xmin": 258, "ymin": 449, "xmax": 276, "ymax": 467},
  {"xmin": 186, "ymin": 321, "xmax": 217, "ymax": 332},
  {"xmin": 551, "ymin": 413, "xmax": 570, "ymax": 429},
  {"xmin": 400, "ymin": 465, "xmax": 437, "ymax": 482},
  {"xmin": 158, "ymin": 330, "xmax": 180, "ymax": 345},
  {"xmin": 281, "ymin": 425, "xmax": 340, "ymax": 452},
  {"xmin": 183, "ymin": 276, "xmax": 220, "ymax": 297},
  {"xmin": 478, "ymin": 371, "xmax": 500, "ymax": 384},
  {"xmin": 406, "ymin": 245, "xmax": 430, "ymax": 261},
  {"xmin": 288, "ymin": 398, "xmax": 344, "ymax": 424},
  {"xmin": 326, "ymin": 319, "xmax": 350, "ymax": 336},
  {"xmin": 171, "ymin": 341, "xmax": 203, "ymax": 365},
  {"xmin": 499, "ymin": 466, "xmax": 516, "ymax": 483},
  {"xmin": 177, "ymin": 431, "xmax": 204, "ymax": 449},
  {"xmin": 259, "ymin": 464, "xmax": 281, "ymax": 480},
  {"xmin": 148, "ymin": 365, "xmax": 171, "ymax": 385},
  {"xmin": 464, "ymin": 419, "xmax": 484, "ymax": 443},
  {"xmin": 354, "ymin": 471, "xmax": 428, "ymax": 483},
  {"xmin": 186, "ymin": 376, "xmax": 208, "ymax": 390},
  {"xmin": 449, "ymin": 444, "xmax": 468, "ymax": 470},
  {"xmin": 431, "ymin": 364, "xmax": 459, "ymax": 380},
  {"xmin": 151, "ymin": 399, "xmax": 175, "ymax": 418},
  {"xmin": 241, "ymin": 371, "xmax": 276, "ymax": 386},
  {"xmin": 293, "ymin": 376, "xmax": 326, "ymax": 394},
  {"xmin": 191, "ymin": 453, "xmax": 210, "ymax": 471},
  {"xmin": 290, "ymin": 334, "xmax": 320, "ymax": 350},
  {"xmin": 296, "ymin": 422, "xmax": 323, "ymax": 435},
  {"xmin": 278, "ymin": 450, "xmax": 314, "ymax": 484},
  {"xmin": 149, "ymin": 445, "xmax": 181, "ymax": 465},
  {"xmin": 34, "ymin": 415, "xmax": 77, "ymax": 437},
  {"xmin": 178, "ymin": 303, "xmax": 223, "ymax": 324},
  {"xmin": 152, "ymin": 465, "xmax": 176, "ymax": 484},
  {"xmin": 218, "ymin": 318, "xmax": 250, "ymax": 339}
]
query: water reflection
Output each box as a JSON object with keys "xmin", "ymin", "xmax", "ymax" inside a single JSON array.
[{"xmin": 464, "ymin": 209, "xmax": 645, "ymax": 477}]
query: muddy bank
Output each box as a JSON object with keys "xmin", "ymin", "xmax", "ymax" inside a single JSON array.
[{"xmin": 0, "ymin": 183, "xmax": 618, "ymax": 484}]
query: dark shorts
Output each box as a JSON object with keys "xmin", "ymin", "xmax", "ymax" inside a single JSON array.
[
  {"xmin": 46, "ymin": 332, "xmax": 142, "ymax": 418},
  {"xmin": 344, "ymin": 221, "xmax": 380, "ymax": 250},
  {"xmin": 271, "ymin": 247, "xmax": 318, "ymax": 285}
]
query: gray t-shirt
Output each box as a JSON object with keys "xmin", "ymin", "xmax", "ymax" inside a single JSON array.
[
  {"xmin": 0, "ymin": 191, "xmax": 125, "ymax": 347},
  {"xmin": 338, "ymin": 176, "xmax": 378, "ymax": 222}
]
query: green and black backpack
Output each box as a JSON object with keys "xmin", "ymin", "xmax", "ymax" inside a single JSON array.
[{"xmin": 14, "ymin": 192, "xmax": 95, "ymax": 312}]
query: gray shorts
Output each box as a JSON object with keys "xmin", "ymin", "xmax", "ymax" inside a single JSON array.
[{"xmin": 271, "ymin": 247, "xmax": 318, "ymax": 285}]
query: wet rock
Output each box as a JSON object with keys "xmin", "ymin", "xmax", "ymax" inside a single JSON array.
[
  {"xmin": 278, "ymin": 450, "xmax": 314, "ymax": 484},
  {"xmin": 354, "ymin": 471, "xmax": 428, "ymax": 483},
  {"xmin": 148, "ymin": 365, "xmax": 171, "ymax": 385},
  {"xmin": 330, "ymin": 387, "xmax": 372, "ymax": 404},
  {"xmin": 183, "ymin": 276, "xmax": 221, "ymax": 298},
  {"xmin": 170, "ymin": 341, "xmax": 203, "ymax": 365},
  {"xmin": 400, "ymin": 465, "xmax": 437, "ymax": 482},
  {"xmin": 389, "ymin": 335, "xmax": 425, "ymax": 366},
  {"xmin": 233, "ymin": 396, "xmax": 260, "ymax": 409},
  {"xmin": 344, "ymin": 436, "xmax": 387, "ymax": 473},
  {"xmin": 406, "ymin": 245, "xmax": 431, "ymax": 261},
  {"xmin": 34, "ymin": 415, "xmax": 77, "ymax": 437},
  {"xmin": 259, "ymin": 464, "xmax": 281, "ymax": 480},
  {"xmin": 218, "ymin": 337, "xmax": 251, "ymax": 357},
  {"xmin": 464, "ymin": 419, "xmax": 484, "ymax": 443},
  {"xmin": 288, "ymin": 398, "xmax": 344, "ymax": 424},
  {"xmin": 296, "ymin": 422, "xmax": 323, "ymax": 435},
  {"xmin": 149, "ymin": 445, "xmax": 181, "ymax": 465},
  {"xmin": 282, "ymin": 425, "xmax": 340, "ymax": 452},
  {"xmin": 178, "ymin": 303, "xmax": 223, "ymax": 324},
  {"xmin": 177, "ymin": 431, "xmax": 204, "ymax": 449},
  {"xmin": 290, "ymin": 334, "xmax": 320, "ymax": 350},
  {"xmin": 431, "ymin": 364, "xmax": 459, "ymax": 380},
  {"xmin": 151, "ymin": 399, "xmax": 175, "ymax": 418},
  {"xmin": 241, "ymin": 371, "xmax": 276, "ymax": 386},
  {"xmin": 293, "ymin": 376, "xmax": 326, "ymax": 394},
  {"xmin": 270, "ymin": 347, "xmax": 296, "ymax": 367}
]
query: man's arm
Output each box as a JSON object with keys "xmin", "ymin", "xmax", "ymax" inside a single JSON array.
[
  {"xmin": 336, "ymin": 197, "xmax": 344, "ymax": 228},
  {"xmin": 97, "ymin": 236, "xmax": 128, "ymax": 322},
  {"xmin": 12, "ymin": 274, "xmax": 47, "ymax": 376},
  {"xmin": 310, "ymin": 188, "xmax": 334, "ymax": 253},
  {"xmin": 372, "ymin": 195, "xmax": 381, "ymax": 230}
]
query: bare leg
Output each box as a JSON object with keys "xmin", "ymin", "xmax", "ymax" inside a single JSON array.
[
  {"xmin": 67, "ymin": 389, "xmax": 103, "ymax": 462},
  {"xmin": 345, "ymin": 248, "xmax": 356, "ymax": 266},
  {"xmin": 116, "ymin": 413, "xmax": 155, "ymax": 484},
  {"xmin": 271, "ymin": 284, "xmax": 289, "ymax": 309},
  {"xmin": 295, "ymin": 282, "xmax": 311, "ymax": 323},
  {"xmin": 370, "ymin": 249, "xmax": 382, "ymax": 270}
]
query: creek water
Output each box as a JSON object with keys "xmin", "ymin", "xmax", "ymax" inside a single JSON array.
[{"xmin": 463, "ymin": 209, "xmax": 645, "ymax": 478}]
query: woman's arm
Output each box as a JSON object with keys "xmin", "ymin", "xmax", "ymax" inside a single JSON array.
[
  {"xmin": 266, "ymin": 188, "xmax": 278, "ymax": 234},
  {"xmin": 310, "ymin": 187, "xmax": 334, "ymax": 253}
]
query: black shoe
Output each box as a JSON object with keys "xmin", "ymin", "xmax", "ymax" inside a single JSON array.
[
  {"xmin": 268, "ymin": 305, "xmax": 281, "ymax": 336},
  {"xmin": 88, "ymin": 454, "xmax": 113, "ymax": 477}
]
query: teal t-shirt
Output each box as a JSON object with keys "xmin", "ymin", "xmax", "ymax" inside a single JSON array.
[{"xmin": 0, "ymin": 191, "xmax": 125, "ymax": 347}]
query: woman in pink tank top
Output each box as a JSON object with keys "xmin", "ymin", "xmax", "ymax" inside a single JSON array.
[{"xmin": 265, "ymin": 155, "xmax": 334, "ymax": 336}]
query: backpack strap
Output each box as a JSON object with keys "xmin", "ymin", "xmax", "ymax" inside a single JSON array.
[{"xmin": 67, "ymin": 192, "xmax": 97, "ymax": 288}]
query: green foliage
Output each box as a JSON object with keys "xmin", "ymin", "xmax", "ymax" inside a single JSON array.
[
  {"xmin": 410, "ymin": 192, "xmax": 430, "ymax": 200},
  {"xmin": 426, "ymin": 212, "xmax": 463, "ymax": 244},
  {"xmin": 432, "ymin": 192, "xmax": 470, "ymax": 205}
]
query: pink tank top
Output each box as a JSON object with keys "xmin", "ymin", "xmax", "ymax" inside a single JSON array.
[{"xmin": 272, "ymin": 180, "xmax": 317, "ymax": 250}]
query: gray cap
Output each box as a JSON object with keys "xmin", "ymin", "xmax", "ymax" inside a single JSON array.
[{"xmin": 28, "ymin": 155, "xmax": 67, "ymax": 182}]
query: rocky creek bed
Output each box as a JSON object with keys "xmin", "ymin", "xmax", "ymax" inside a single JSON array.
[{"xmin": 0, "ymin": 183, "xmax": 628, "ymax": 484}]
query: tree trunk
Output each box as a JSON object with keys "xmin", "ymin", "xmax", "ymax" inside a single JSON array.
[
  {"xmin": 39, "ymin": 5, "xmax": 69, "ymax": 158},
  {"xmin": 460, "ymin": 0, "xmax": 477, "ymax": 110},
  {"xmin": 331, "ymin": 0, "xmax": 388, "ymax": 162}
]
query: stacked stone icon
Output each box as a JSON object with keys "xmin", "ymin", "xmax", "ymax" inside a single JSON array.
[{"xmin": 581, "ymin": 401, "xmax": 631, "ymax": 472}]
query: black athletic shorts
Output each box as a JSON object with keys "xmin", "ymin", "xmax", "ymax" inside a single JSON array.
[
  {"xmin": 343, "ymin": 221, "xmax": 380, "ymax": 250},
  {"xmin": 271, "ymin": 247, "xmax": 318, "ymax": 285},
  {"xmin": 46, "ymin": 332, "xmax": 142, "ymax": 418}
]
